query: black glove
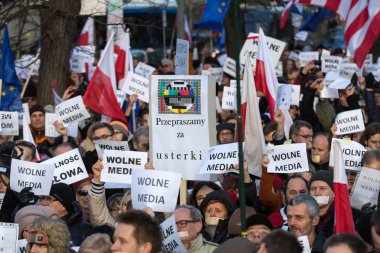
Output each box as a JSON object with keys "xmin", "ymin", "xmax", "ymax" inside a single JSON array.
[
  {"xmin": 361, "ymin": 202, "xmax": 377, "ymax": 213},
  {"xmin": 351, "ymin": 73, "xmax": 358, "ymax": 85},
  {"xmin": 18, "ymin": 187, "xmax": 37, "ymax": 207},
  {"xmin": 365, "ymin": 73, "xmax": 375, "ymax": 89}
]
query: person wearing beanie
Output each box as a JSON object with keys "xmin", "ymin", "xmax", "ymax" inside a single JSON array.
[
  {"xmin": 199, "ymin": 190, "xmax": 236, "ymax": 244},
  {"xmin": 26, "ymin": 217, "xmax": 71, "ymax": 253},
  {"xmin": 22, "ymin": 81, "xmax": 38, "ymax": 108},
  {"xmin": 227, "ymin": 207, "xmax": 256, "ymax": 238},
  {"xmin": 214, "ymin": 237, "xmax": 255, "ymax": 253},
  {"xmin": 216, "ymin": 123, "xmax": 235, "ymax": 144},
  {"xmin": 245, "ymin": 214, "xmax": 273, "ymax": 247},
  {"xmin": 29, "ymin": 104, "xmax": 50, "ymax": 155},
  {"xmin": 110, "ymin": 120, "xmax": 130, "ymax": 141}
]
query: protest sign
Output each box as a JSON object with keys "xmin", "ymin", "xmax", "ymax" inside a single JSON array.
[
  {"xmin": 320, "ymin": 86, "xmax": 339, "ymax": 99},
  {"xmin": 322, "ymin": 56, "xmax": 342, "ymax": 72},
  {"xmin": 222, "ymin": 86, "xmax": 236, "ymax": 110},
  {"xmin": 122, "ymin": 72, "xmax": 150, "ymax": 103},
  {"xmin": 294, "ymin": 31, "xmax": 308, "ymax": 41},
  {"xmin": 323, "ymin": 71, "xmax": 340, "ymax": 87},
  {"xmin": 341, "ymin": 63, "xmax": 361, "ymax": 77},
  {"xmin": 239, "ymin": 32, "xmax": 286, "ymax": 68},
  {"xmin": 321, "ymin": 49, "xmax": 330, "ymax": 57},
  {"xmin": 335, "ymin": 109, "xmax": 365, "ymax": 135},
  {"xmin": 116, "ymin": 90, "xmax": 126, "ymax": 107},
  {"xmin": 135, "ymin": 62, "xmax": 156, "ymax": 78},
  {"xmin": 0, "ymin": 193, "xmax": 4, "ymax": 209},
  {"xmin": 298, "ymin": 235, "xmax": 311, "ymax": 253},
  {"xmin": 55, "ymin": 96, "xmax": 90, "ymax": 125},
  {"xmin": 229, "ymin": 80, "xmax": 242, "ymax": 89},
  {"xmin": 131, "ymin": 169, "xmax": 181, "ymax": 212},
  {"xmin": 94, "ymin": 140, "xmax": 130, "ymax": 159},
  {"xmin": 329, "ymin": 78, "xmax": 351, "ymax": 90},
  {"xmin": 267, "ymin": 143, "xmax": 309, "ymax": 173},
  {"xmin": 291, "ymin": 85, "xmax": 301, "ymax": 106},
  {"xmin": 350, "ymin": 167, "xmax": 380, "ymax": 210},
  {"xmin": 289, "ymin": 51, "xmax": 300, "ymax": 61},
  {"xmin": 364, "ymin": 53, "xmax": 373, "ymax": 69},
  {"xmin": 329, "ymin": 138, "xmax": 366, "ymax": 171},
  {"xmin": 299, "ymin": 52, "xmax": 319, "ymax": 67},
  {"xmin": 102, "ymin": 150, "xmax": 147, "ymax": 184},
  {"xmin": 150, "ymin": 75, "xmax": 216, "ymax": 180},
  {"xmin": 0, "ymin": 223, "xmax": 18, "ymax": 253},
  {"xmin": 223, "ymin": 57, "xmax": 236, "ymax": 78},
  {"xmin": 18, "ymin": 239, "xmax": 27, "ymax": 253},
  {"xmin": 175, "ymin": 39, "xmax": 189, "ymax": 75},
  {"xmin": 45, "ymin": 113, "xmax": 79, "ymax": 138},
  {"xmin": 275, "ymin": 61, "xmax": 283, "ymax": 77},
  {"xmin": 199, "ymin": 143, "xmax": 239, "ymax": 174},
  {"xmin": 18, "ymin": 103, "xmax": 30, "ymax": 126},
  {"xmin": 10, "ymin": 159, "xmax": 55, "ymax": 195},
  {"xmin": 42, "ymin": 149, "xmax": 88, "ymax": 185},
  {"xmin": 160, "ymin": 216, "xmax": 187, "ymax": 253},
  {"xmin": 0, "ymin": 111, "xmax": 19, "ymax": 135},
  {"xmin": 70, "ymin": 56, "xmax": 86, "ymax": 73},
  {"xmin": 276, "ymin": 84, "xmax": 292, "ymax": 110}
]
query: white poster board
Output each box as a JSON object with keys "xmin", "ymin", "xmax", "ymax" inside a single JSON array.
[
  {"xmin": 221, "ymin": 86, "xmax": 237, "ymax": 110},
  {"xmin": 0, "ymin": 111, "xmax": 19, "ymax": 136},
  {"xmin": 299, "ymin": 52, "xmax": 319, "ymax": 67},
  {"xmin": 350, "ymin": 167, "xmax": 380, "ymax": 210},
  {"xmin": 0, "ymin": 223, "xmax": 19, "ymax": 253},
  {"xmin": 199, "ymin": 143, "xmax": 239, "ymax": 174},
  {"xmin": 267, "ymin": 143, "xmax": 309, "ymax": 173},
  {"xmin": 18, "ymin": 239, "xmax": 27, "ymax": 253},
  {"xmin": 335, "ymin": 109, "xmax": 365, "ymax": 135},
  {"xmin": 135, "ymin": 62, "xmax": 156, "ymax": 78},
  {"xmin": 55, "ymin": 96, "xmax": 90, "ymax": 125},
  {"xmin": 45, "ymin": 113, "xmax": 78, "ymax": 138},
  {"xmin": 94, "ymin": 140, "xmax": 130, "ymax": 159},
  {"xmin": 322, "ymin": 56, "xmax": 342, "ymax": 72},
  {"xmin": 329, "ymin": 138, "xmax": 366, "ymax": 171},
  {"xmin": 160, "ymin": 216, "xmax": 187, "ymax": 253},
  {"xmin": 223, "ymin": 57, "xmax": 236, "ymax": 78},
  {"xmin": 276, "ymin": 84, "xmax": 292, "ymax": 110},
  {"xmin": 122, "ymin": 72, "xmax": 150, "ymax": 103}
]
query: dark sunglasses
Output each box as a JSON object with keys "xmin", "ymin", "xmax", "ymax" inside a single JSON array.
[{"xmin": 77, "ymin": 190, "xmax": 88, "ymax": 196}]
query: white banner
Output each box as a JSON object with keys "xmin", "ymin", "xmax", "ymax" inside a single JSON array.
[
  {"xmin": 0, "ymin": 223, "xmax": 18, "ymax": 253},
  {"xmin": 299, "ymin": 52, "xmax": 319, "ymax": 67},
  {"xmin": 135, "ymin": 62, "xmax": 156, "ymax": 78},
  {"xmin": 350, "ymin": 167, "xmax": 380, "ymax": 210},
  {"xmin": 0, "ymin": 111, "xmax": 19, "ymax": 136},
  {"xmin": 94, "ymin": 140, "xmax": 130, "ymax": 159},
  {"xmin": 322, "ymin": 56, "xmax": 342, "ymax": 72},
  {"xmin": 199, "ymin": 143, "xmax": 239, "ymax": 174},
  {"xmin": 55, "ymin": 96, "xmax": 90, "ymax": 125},
  {"xmin": 175, "ymin": 39, "xmax": 189, "ymax": 75},
  {"xmin": 160, "ymin": 216, "xmax": 187, "ymax": 253},
  {"xmin": 122, "ymin": 72, "xmax": 150, "ymax": 103},
  {"xmin": 101, "ymin": 150, "xmax": 147, "ymax": 184},
  {"xmin": 10, "ymin": 159, "xmax": 55, "ymax": 195},
  {"xmin": 267, "ymin": 143, "xmax": 309, "ymax": 173},
  {"xmin": 335, "ymin": 109, "xmax": 365, "ymax": 135},
  {"xmin": 329, "ymin": 138, "xmax": 366, "ymax": 171},
  {"xmin": 320, "ymin": 87, "xmax": 339, "ymax": 99},
  {"xmin": 131, "ymin": 169, "xmax": 181, "ymax": 212}
]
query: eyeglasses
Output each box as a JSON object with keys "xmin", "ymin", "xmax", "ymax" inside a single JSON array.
[
  {"xmin": 39, "ymin": 196, "xmax": 58, "ymax": 202},
  {"xmin": 110, "ymin": 208, "xmax": 120, "ymax": 212},
  {"xmin": 77, "ymin": 190, "xmax": 88, "ymax": 196},
  {"xmin": 93, "ymin": 134, "xmax": 113, "ymax": 141},
  {"xmin": 176, "ymin": 220, "xmax": 197, "ymax": 228},
  {"xmin": 295, "ymin": 133, "xmax": 313, "ymax": 139},
  {"xmin": 219, "ymin": 132, "xmax": 233, "ymax": 137}
]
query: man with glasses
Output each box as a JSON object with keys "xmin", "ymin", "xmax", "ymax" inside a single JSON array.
[
  {"xmin": 216, "ymin": 123, "xmax": 235, "ymax": 145},
  {"xmin": 174, "ymin": 205, "xmax": 217, "ymax": 253}
]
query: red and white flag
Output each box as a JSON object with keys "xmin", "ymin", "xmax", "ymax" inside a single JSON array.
[
  {"xmin": 184, "ymin": 15, "xmax": 192, "ymax": 45},
  {"xmin": 333, "ymin": 141, "xmax": 355, "ymax": 234},
  {"xmin": 242, "ymin": 55, "xmax": 266, "ymax": 177},
  {"xmin": 280, "ymin": 0, "xmax": 380, "ymax": 68},
  {"xmin": 254, "ymin": 28, "xmax": 278, "ymax": 120},
  {"xmin": 76, "ymin": 17, "xmax": 94, "ymax": 46},
  {"xmin": 115, "ymin": 31, "xmax": 134, "ymax": 89},
  {"xmin": 83, "ymin": 33, "xmax": 127, "ymax": 123},
  {"xmin": 23, "ymin": 116, "xmax": 40, "ymax": 161}
]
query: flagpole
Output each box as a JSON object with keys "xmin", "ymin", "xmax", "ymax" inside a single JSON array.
[
  {"xmin": 21, "ymin": 48, "xmax": 41, "ymax": 98},
  {"xmin": 233, "ymin": 0, "xmax": 247, "ymax": 235}
]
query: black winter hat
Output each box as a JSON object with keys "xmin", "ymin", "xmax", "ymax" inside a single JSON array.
[
  {"xmin": 246, "ymin": 213, "xmax": 274, "ymax": 230},
  {"xmin": 309, "ymin": 170, "xmax": 334, "ymax": 191},
  {"xmin": 29, "ymin": 104, "xmax": 45, "ymax": 116},
  {"xmin": 216, "ymin": 123, "xmax": 235, "ymax": 139},
  {"xmin": 23, "ymin": 82, "xmax": 37, "ymax": 98},
  {"xmin": 214, "ymin": 237, "xmax": 255, "ymax": 253},
  {"xmin": 199, "ymin": 190, "xmax": 236, "ymax": 217},
  {"xmin": 49, "ymin": 183, "xmax": 74, "ymax": 213}
]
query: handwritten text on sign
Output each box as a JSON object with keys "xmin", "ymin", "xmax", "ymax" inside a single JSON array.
[
  {"xmin": 267, "ymin": 143, "xmax": 309, "ymax": 173},
  {"xmin": 335, "ymin": 109, "xmax": 365, "ymax": 135},
  {"xmin": 55, "ymin": 96, "xmax": 90, "ymax": 125},
  {"xmin": 131, "ymin": 169, "xmax": 181, "ymax": 212},
  {"xmin": 350, "ymin": 167, "xmax": 380, "ymax": 210},
  {"xmin": 160, "ymin": 215, "xmax": 187, "ymax": 253},
  {"xmin": 102, "ymin": 150, "xmax": 147, "ymax": 184},
  {"xmin": 0, "ymin": 111, "xmax": 19, "ymax": 135},
  {"xmin": 94, "ymin": 140, "xmax": 130, "ymax": 159},
  {"xmin": 199, "ymin": 143, "xmax": 239, "ymax": 174},
  {"xmin": 122, "ymin": 72, "xmax": 150, "ymax": 103}
]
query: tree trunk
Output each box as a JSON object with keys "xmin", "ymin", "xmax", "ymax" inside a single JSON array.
[
  {"xmin": 38, "ymin": 0, "xmax": 81, "ymax": 105},
  {"xmin": 224, "ymin": 1, "xmax": 246, "ymax": 59}
]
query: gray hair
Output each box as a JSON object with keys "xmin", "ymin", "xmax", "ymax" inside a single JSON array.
[
  {"xmin": 287, "ymin": 195, "xmax": 320, "ymax": 219},
  {"xmin": 176, "ymin": 205, "xmax": 203, "ymax": 221},
  {"xmin": 132, "ymin": 126, "xmax": 149, "ymax": 144}
]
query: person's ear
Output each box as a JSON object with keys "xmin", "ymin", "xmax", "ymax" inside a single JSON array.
[
  {"xmin": 312, "ymin": 214, "xmax": 320, "ymax": 227},
  {"xmin": 195, "ymin": 221, "xmax": 203, "ymax": 233},
  {"xmin": 140, "ymin": 242, "xmax": 152, "ymax": 253},
  {"xmin": 257, "ymin": 243, "xmax": 267, "ymax": 253}
]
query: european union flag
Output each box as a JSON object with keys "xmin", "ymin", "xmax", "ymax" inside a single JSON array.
[
  {"xmin": 0, "ymin": 24, "xmax": 22, "ymax": 111},
  {"xmin": 300, "ymin": 7, "xmax": 334, "ymax": 33},
  {"xmin": 194, "ymin": 0, "xmax": 231, "ymax": 32}
]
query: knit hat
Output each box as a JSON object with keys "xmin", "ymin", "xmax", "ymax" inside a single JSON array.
[
  {"xmin": 216, "ymin": 123, "xmax": 235, "ymax": 139},
  {"xmin": 309, "ymin": 170, "xmax": 334, "ymax": 191},
  {"xmin": 23, "ymin": 82, "xmax": 37, "ymax": 98},
  {"xmin": 0, "ymin": 165, "xmax": 10, "ymax": 177},
  {"xmin": 110, "ymin": 120, "xmax": 130, "ymax": 138},
  {"xmin": 0, "ymin": 141, "xmax": 15, "ymax": 167},
  {"xmin": 214, "ymin": 237, "xmax": 255, "ymax": 253},
  {"xmin": 228, "ymin": 207, "xmax": 256, "ymax": 236},
  {"xmin": 199, "ymin": 190, "xmax": 236, "ymax": 217},
  {"xmin": 29, "ymin": 104, "xmax": 45, "ymax": 116},
  {"xmin": 246, "ymin": 213, "xmax": 274, "ymax": 231},
  {"xmin": 49, "ymin": 183, "xmax": 74, "ymax": 213}
]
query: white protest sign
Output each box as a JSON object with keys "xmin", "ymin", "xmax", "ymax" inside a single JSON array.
[
  {"xmin": 45, "ymin": 113, "xmax": 78, "ymax": 138},
  {"xmin": 323, "ymin": 71, "xmax": 340, "ymax": 87},
  {"xmin": 321, "ymin": 49, "xmax": 330, "ymax": 57},
  {"xmin": 94, "ymin": 140, "xmax": 130, "ymax": 159},
  {"xmin": 320, "ymin": 86, "xmax": 339, "ymax": 99},
  {"xmin": 364, "ymin": 54, "xmax": 373, "ymax": 68},
  {"xmin": 55, "ymin": 96, "xmax": 90, "ymax": 125},
  {"xmin": 42, "ymin": 149, "xmax": 88, "ymax": 185},
  {"xmin": 0, "ymin": 223, "xmax": 18, "ymax": 253},
  {"xmin": 0, "ymin": 193, "xmax": 4, "ymax": 210},
  {"xmin": 132, "ymin": 169, "xmax": 181, "ymax": 212},
  {"xmin": 342, "ymin": 63, "xmax": 361, "ymax": 77},
  {"xmin": 291, "ymin": 85, "xmax": 301, "ymax": 106},
  {"xmin": 122, "ymin": 72, "xmax": 150, "ymax": 103},
  {"xmin": 299, "ymin": 51, "xmax": 319, "ymax": 67},
  {"xmin": 175, "ymin": 39, "xmax": 189, "ymax": 75},
  {"xmin": 135, "ymin": 62, "xmax": 156, "ymax": 78},
  {"xmin": 329, "ymin": 138, "xmax": 366, "ymax": 171},
  {"xmin": 201, "ymin": 70, "xmax": 211, "ymax": 76},
  {"xmin": 72, "ymin": 45, "xmax": 96, "ymax": 64},
  {"xmin": 335, "ymin": 109, "xmax": 365, "ymax": 135},
  {"xmin": 275, "ymin": 61, "xmax": 283, "ymax": 77},
  {"xmin": 267, "ymin": 143, "xmax": 309, "ymax": 173},
  {"xmin": 329, "ymin": 74, "xmax": 351, "ymax": 90},
  {"xmin": 223, "ymin": 57, "xmax": 236, "ymax": 78},
  {"xmin": 350, "ymin": 167, "xmax": 380, "ymax": 210},
  {"xmin": 160, "ymin": 216, "xmax": 187, "ymax": 253},
  {"xmin": 222, "ymin": 86, "xmax": 237, "ymax": 110},
  {"xmin": 294, "ymin": 31, "xmax": 308, "ymax": 41},
  {"xmin": 70, "ymin": 56, "xmax": 86, "ymax": 73},
  {"xmin": 10, "ymin": 159, "xmax": 55, "ymax": 195},
  {"xmin": 116, "ymin": 90, "xmax": 126, "ymax": 108},
  {"xmin": 276, "ymin": 84, "xmax": 292, "ymax": 110},
  {"xmin": 0, "ymin": 111, "xmax": 19, "ymax": 136},
  {"xmin": 101, "ymin": 150, "xmax": 147, "ymax": 184},
  {"xmin": 21, "ymin": 103, "xmax": 30, "ymax": 125},
  {"xmin": 297, "ymin": 235, "xmax": 311, "ymax": 253},
  {"xmin": 289, "ymin": 51, "xmax": 300, "ymax": 61},
  {"xmin": 199, "ymin": 143, "xmax": 239, "ymax": 174},
  {"xmin": 239, "ymin": 32, "xmax": 286, "ymax": 68},
  {"xmin": 210, "ymin": 67, "xmax": 224, "ymax": 85},
  {"xmin": 230, "ymin": 80, "xmax": 242, "ymax": 89},
  {"xmin": 322, "ymin": 56, "xmax": 342, "ymax": 72},
  {"xmin": 18, "ymin": 239, "xmax": 28, "ymax": 253}
]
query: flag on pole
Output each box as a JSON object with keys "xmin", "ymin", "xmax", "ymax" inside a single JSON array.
[
  {"xmin": 280, "ymin": 0, "xmax": 380, "ymax": 68},
  {"xmin": 23, "ymin": 116, "xmax": 40, "ymax": 161},
  {"xmin": 83, "ymin": 33, "xmax": 127, "ymax": 123},
  {"xmin": 254, "ymin": 28, "xmax": 278, "ymax": 120},
  {"xmin": 115, "ymin": 31, "xmax": 134, "ymax": 89},
  {"xmin": 76, "ymin": 17, "xmax": 94, "ymax": 46},
  {"xmin": 241, "ymin": 55, "xmax": 266, "ymax": 177},
  {"xmin": 184, "ymin": 15, "xmax": 192, "ymax": 44},
  {"xmin": 51, "ymin": 80, "xmax": 62, "ymax": 106},
  {"xmin": 333, "ymin": 141, "xmax": 355, "ymax": 234}
]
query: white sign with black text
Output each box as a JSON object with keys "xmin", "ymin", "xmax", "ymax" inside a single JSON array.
[
  {"xmin": 122, "ymin": 72, "xmax": 150, "ymax": 103},
  {"xmin": 0, "ymin": 223, "xmax": 19, "ymax": 253},
  {"xmin": 335, "ymin": 109, "xmax": 365, "ymax": 135},
  {"xmin": 350, "ymin": 167, "xmax": 380, "ymax": 210},
  {"xmin": 135, "ymin": 62, "xmax": 156, "ymax": 78},
  {"xmin": 199, "ymin": 143, "xmax": 239, "ymax": 174},
  {"xmin": 175, "ymin": 39, "xmax": 189, "ymax": 75},
  {"xmin": 267, "ymin": 143, "xmax": 309, "ymax": 173},
  {"xmin": 94, "ymin": 140, "xmax": 131, "ymax": 159},
  {"xmin": 329, "ymin": 138, "xmax": 366, "ymax": 171},
  {"xmin": 160, "ymin": 215, "xmax": 187, "ymax": 253},
  {"xmin": 55, "ymin": 96, "xmax": 90, "ymax": 125},
  {"xmin": 0, "ymin": 111, "xmax": 19, "ymax": 136}
]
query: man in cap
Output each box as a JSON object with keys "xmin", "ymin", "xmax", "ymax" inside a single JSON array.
[
  {"xmin": 245, "ymin": 214, "xmax": 274, "ymax": 247},
  {"xmin": 216, "ymin": 123, "xmax": 235, "ymax": 144}
]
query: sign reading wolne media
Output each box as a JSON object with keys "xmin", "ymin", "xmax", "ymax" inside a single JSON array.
[
  {"xmin": 55, "ymin": 96, "xmax": 90, "ymax": 125},
  {"xmin": 267, "ymin": 143, "xmax": 309, "ymax": 173},
  {"xmin": 149, "ymin": 75, "xmax": 216, "ymax": 180}
]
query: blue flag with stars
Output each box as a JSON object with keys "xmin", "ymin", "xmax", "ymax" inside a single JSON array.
[
  {"xmin": 195, "ymin": 0, "xmax": 231, "ymax": 32},
  {"xmin": 0, "ymin": 24, "xmax": 22, "ymax": 111}
]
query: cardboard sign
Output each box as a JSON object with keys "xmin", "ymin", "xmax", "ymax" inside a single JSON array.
[
  {"xmin": 55, "ymin": 96, "xmax": 90, "ymax": 125},
  {"xmin": 175, "ymin": 39, "xmax": 189, "ymax": 75},
  {"xmin": 341, "ymin": 63, "xmax": 361, "ymax": 77},
  {"xmin": 329, "ymin": 138, "xmax": 366, "ymax": 171},
  {"xmin": 150, "ymin": 75, "xmax": 216, "ymax": 180},
  {"xmin": 223, "ymin": 57, "xmax": 236, "ymax": 78},
  {"xmin": 222, "ymin": 86, "xmax": 237, "ymax": 110},
  {"xmin": 199, "ymin": 143, "xmax": 239, "ymax": 174},
  {"xmin": 350, "ymin": 167, "xmax": 380, "ymax": 210},
  {"xmin": 267, "ymin": 143, "xmax": 309, "ymax": 173},
  {"xmin": 297, "ymin": 235, "xmax": 311, "ymax": 253},
  {"xmin": 45, "ymin": 113, "xmax": 79, "ymax": 138},
  {"xmin": 101, "ymin": 150, "xmax": 147, "ymax": 184},
  {"xmin": 299, "ymin": 52, "xmax": 319, "ymax": 67},
  {"xmin": 0, "ymin": 111, "xmax": 19, "ymax": 136},
  {"xmin": 18, "ymin": 239, "xmax": 27, "ymax": 253},
  {"xmin": 94, "ymin": 140, "xmax": 130, "ymax": 159},
  {"xmin": 160, "ymin": 216, "xmax": 187, "ymax": 253},
  {"xmin": 239, "ymin": 32, "xmax": 286, "ymax": 68},
  {"xmin": 329, "ymin": 77, "xmax": 351, "ymax": 90},
  {"xmin": 0, "ymin": 223, "xmax": 18, "ymax": 253},
  {"xmin": 322, "ymin": 56, "xmax": 342, "ymax": 72},
  {"xmin": 131, "ymin": 169, "xmax": 181, "ymax": 212},
  {"xmin": 135, "ymin": 62, "xmax": 156, "ymax": 78},
  {"xmin": 42, "ymin": 149, "xmax": 88, "ymax": 185},
  {"xmin": 335, "ymin": 109, "xmax": 365, "ymax": 135},
  {"xmin": 122, "ymin": 72, "xmax": 150, "ymax": 103},
  {"xmin": 364, "ymin": 53, "xmax": 373, "ymax": 69},
  {"xmin": 10, "ymin": 159, "xmax": 55, "ymax": 195},
  {"xmin": 276, "ymin": 84, "xmax": 292, "ymax": 110},
  {"xmin": 275, "ymin": 61, "xmax": 283, "ymax": 77}
]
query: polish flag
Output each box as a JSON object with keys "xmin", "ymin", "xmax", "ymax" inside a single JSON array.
[
  {"xmin": 77, "ymin": 17, "xmax": 94, "ymax": 46},
  {"xmin": 241, "ymin": 55, "xmax": 266, "ymax": 177},
  {"xmin": 254, "ymin": 28, "xmax": 278, "ymax": 119},
  {"xmin": 184, "ymin": 15, "xmax": 192, "ymax": 44},
  {"xmin": 23, "ymin": 116, "xmax": 40, "ymax": 161},
  {"xmin": 280, "ymin": 0, "xmax": 294, "ymax": 29},
  {"xmin": 51, "ymin": 80, "xmax": 62, "ymax": 106},
  {"xmin": 83, "ymin": 33, "xmax": 127, "ymax": 123},
  {"xmin": 115, "ymin": 31, "xmax": 134, "ymax": 89},
  {"xmin": 333, "ymin": 141, "xmax": 355, "ymax": 234}
]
